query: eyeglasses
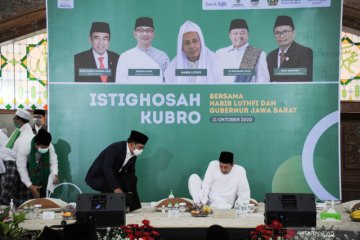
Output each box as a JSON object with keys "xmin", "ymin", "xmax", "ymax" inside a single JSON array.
[
  {"xmin": 274, "ymin": 30, "xmax": 292, "ymax": 37},
  {"xmin": 136, "ymin": 28, "xmax": 154, "ymax": 34}
]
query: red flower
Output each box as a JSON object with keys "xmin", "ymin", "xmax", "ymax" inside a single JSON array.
[
  {"xmin": 142, "ymin": 219, "xmax": 150, "ymax": 225},
  {"xmin": 270, "ymin": 220, "xmax": 283, "ymax": 230},
  {"xmin": 151, "ymin": 230, "xmax": 160, "ymax": 236}
]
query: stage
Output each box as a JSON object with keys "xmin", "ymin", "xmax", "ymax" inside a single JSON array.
[{"xmin": 20, "ymin": 202, "xmax": 360, "ymax": 240}]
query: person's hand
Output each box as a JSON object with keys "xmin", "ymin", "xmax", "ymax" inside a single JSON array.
[
  {"xmin": 28, "ymin": 185, "xmax": 42, "ymax": 198},
  {"xmin": 114, "ymin": 188, "xmax": 123, "ymax": 193},
  {"xmin": 53, "ymin": 175, "xmax": 59, "ymax": 185}
]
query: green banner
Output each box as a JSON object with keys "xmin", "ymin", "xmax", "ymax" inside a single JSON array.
[{"xmin": 47, "ymin": 0, "xmax": 341, "ymax": 202}]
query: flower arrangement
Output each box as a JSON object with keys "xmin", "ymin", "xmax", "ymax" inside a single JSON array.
[
  {"xmin": 97, "ymin": 219, "xmax": 160, "ymax": 240},
  {"xmin": 250, "ymin": 220, "xmax": 296, "ymax": 240},
  {"xmin": 0, "ymin": 207, "xmax": 27, "ymax": 240}
]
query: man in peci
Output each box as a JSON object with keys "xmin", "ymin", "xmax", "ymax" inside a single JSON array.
[
  {"xmin": 116, "ymin": 17, "xmax": 170, "ymax": 84},
  {"xmin": 188, "ymin": 151, "xmax": 250, "ymax": 209},
  {"xmin": 16, "ymin": 128, "xmax": 59, "ymax": 200},
  {"xmin": 74, "ymin": 22, "xmax": 120, "ymax": 83},
  {"xmin": 85, "ymin": 130, "xmax": 149, "ymax": 211},
  {"xmin": 267, "ymin": 15, "xmax": 313, "ymax": 82},
  {"xmin": 216, "ymin": 19, "xmax": 269, "ymax": 83},
  {"xmin": 31, "ymin": 109, "xmax": 47, "ymax": 134}
]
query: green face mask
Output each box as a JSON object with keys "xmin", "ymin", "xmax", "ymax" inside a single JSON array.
[
  {"xmin": 37, "ymin": 147, "xmax": 49, "ymax": 154},
  {"xmin": 14, "ymin": 122, "xmax": 20, "ymax": 129}
]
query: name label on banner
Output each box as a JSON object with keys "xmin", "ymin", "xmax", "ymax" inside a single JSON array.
[
  {"xmin": 79, "ymin": 69, "xmax": 111, "ymax": 76},
  {"xmin": 42, "ymin": 211, "xmax": 55, "ymax": 220},
  {"xmin": 202, "ymin": 0, "xmax": 331, "ymax": 10},
  {"xmin": 128, "ymin": 69, "xmax": 160, "ymax": 76},
  {"xmin": 274, "ymin": 68, "xmax": 307, "ymax": 76},
  {"xmin": 224, "ymin": 69, "xmax": 255, "ymax": 76},
  {"xmin": 57, "ymin": 0, "xmax": 74, "ymax": 9},
  {"xmin": 175, "ymin": 69, "xmax": 207, "ymax": 76}
]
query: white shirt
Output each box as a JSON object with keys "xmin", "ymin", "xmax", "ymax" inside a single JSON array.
[
  {"xmin": 115, "ymin": 47, "xmax": 167, "ymax": 84},
  {"xmin": 93, "ymin": 50, "xmax": 109, "ymax": 69},
  {"xmin": 119, "ymin": 143, "xmax": 135, "ymax": 172},
  {"xmin": 201, "ymin": 160, "xmax": 250, "ymax": 209},
  {"xmin": 216, "ymin": 43, "xmax": 270, "ymax": 83},
  {"xmin": 0, "ymin": 131, "xmax": 10, "ymax": 173},
  {"xmin": 14, "ymin": 123, "xmax": 58, "ymax": 187}
]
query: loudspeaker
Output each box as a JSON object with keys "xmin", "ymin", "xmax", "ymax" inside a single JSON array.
[
  {"xmin": 76, "ymin": 193, "xmax": 126, "ymax": 227},
  {"xmin": 37, "ymin": 226, "xmax": 62, "ymax": 240},
  {"xmin": 264, "ymin": 193, "xmax": 316, "ymax": 227},
  {"xmin": 63, "ymin": 222, "xmax": 97, "ymax": 240}
]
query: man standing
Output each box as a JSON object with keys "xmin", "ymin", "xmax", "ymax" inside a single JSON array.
[
  {"xmin": 164, "ymin": 20, "xmax": 221, "ymax": 84},
  {"xmin": 115, "ymin": 17, "xmax": 170, "ymax": 84},
  {"xmin": 31, "ymin": 109, "xmax": 47, "ymax": 134},
  {"xmin": 85, "ymin": 130, "xmax": 149, "ymax": 211},
  {"xmin": 216, "ymin": 19, "xmax": 269, "ymax": 83},
  {"xmin": 16, "ymin": 128, "xmax": 59, "ymax": 199},
  {"xmin": 188, "ymin": 151, "xmax": 250, "ymax": 209},
  {"xmin": 74, "ymin": 22, "xmax": 120, "ymax": 83},
  {"xmin": 267, "ymin": 15, "xmax": 313, "ymax": 82},
  {"xmin": 0, "ymin": 109, "xmax": 34, "ymax": 205}
]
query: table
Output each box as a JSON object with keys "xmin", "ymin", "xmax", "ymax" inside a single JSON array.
[{"xmin": 20, "ymin": 202, "xmax": 360, "ymax": 239}]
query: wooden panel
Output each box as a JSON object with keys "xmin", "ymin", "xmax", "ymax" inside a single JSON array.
[
  {"xmin": 341, "ymin": 102, "xmax": 360, "ymax": 201},
  {"xmin": 0, "ymin": 8, "xmax": 46, "ymax": 43}
]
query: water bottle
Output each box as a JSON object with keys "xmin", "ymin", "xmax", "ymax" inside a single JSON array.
[
  {"xmin": 167, "ymin": 203, "xmax": 173, "ymax": 217},
  {"xmin": 234, "ymin": 202, "xmax": 240, "ymax": 218},
  {"xmin": 169, "ymin": 190, "xmax": 174, "ymax": 198},
  {"xmin": 240, "ymin": 202, "xmax": 247, "ymax": 215},
  {"xmin": 9, "ymin": 199, "xmax": 16, "ymax": 220},
  {"xmin": 174, "ymin": 202, "xmax": 180, "ymax": 217},
  {"xmin": 161, "ymin": 205, "xmax": 166, "ymax": 216}
]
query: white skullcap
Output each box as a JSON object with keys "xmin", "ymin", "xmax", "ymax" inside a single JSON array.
[{"xmin": 15, "ymin": 109, "xmax": 30, "ymax": 120}]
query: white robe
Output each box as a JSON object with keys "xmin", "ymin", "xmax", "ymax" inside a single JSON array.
[
  {"xmin": 115, "ymin": 47, "xmax": 165, "ymax": 84},
  {"xmin": 216, "ymin": 43, "xmax": 270, "ymax": 83},
  {"xmin": 13, "ymin": 123, "xmax": 58, "ymax": 187},
  {"xmin": 0, "ymin": 131, "xmax": 10, "ymax": 173},
  {"xmin": 189, "ymin": 160, "xmax": 250, "ymax": 209},
  {"xmin": 164, "ymin": 21, "xmax": 221, "ymax": 84}
]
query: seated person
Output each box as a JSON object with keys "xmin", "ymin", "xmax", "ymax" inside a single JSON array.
[{"xmin": 188, "ymin": 151, "xmax": 250, "ymax": 209}]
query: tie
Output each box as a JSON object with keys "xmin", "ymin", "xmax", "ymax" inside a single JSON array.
[
  {"xmin": 98, "ymin": 57, "xmax": 108, "ymax": 82},
  {"xmin": 279, "ymin": 52, "xmax": 286, "ymax": 66}
]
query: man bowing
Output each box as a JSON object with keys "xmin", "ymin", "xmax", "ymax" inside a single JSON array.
[{"xmin": 85, "ymin": 130, "xmax": 149, "ymax": 211}]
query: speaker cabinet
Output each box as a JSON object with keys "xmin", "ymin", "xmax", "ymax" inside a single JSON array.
[
  {"xmin": 76, "ymin": 193, "xmax": 126, "ymax": 227},
  {"xmin": 264, "ymin": 193, "xmax": 316, "ymax": 227}
]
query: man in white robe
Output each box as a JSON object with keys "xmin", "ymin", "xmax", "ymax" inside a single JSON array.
[
  {"xmin": 164, "ymin": 20, "xmax": 221, "ymax": 84},
  {"xmin": 188, "ymin": 151, "xmax": 250, "ymax": 209},
  {"xmin": 116, "ymin": 17, "xmax": 170, "ymax": 84},
  {"xmin": 216, "ymin": 19, "xmax": 269, "ymax": 83},
  {"xmin": 0, "ymin": 109, "xmax": 34, "ymax": 206}
]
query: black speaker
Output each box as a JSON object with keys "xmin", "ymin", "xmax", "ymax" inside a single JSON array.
[
  {"xmin": 264, "ymin": 193, "xmax": 316, "ymax": 227},
  {"xmin": 76, "ymin": 193, "xmax": 126, "ymax": 227}
]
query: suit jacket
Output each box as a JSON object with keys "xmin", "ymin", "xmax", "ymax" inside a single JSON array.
[
  {"xmin": 31, "ymin": 124, "xmax": 48, "ymax": 135},
  {"xmin": 74, "ymin": 49, "xmax": 120, "ymax": 82},
  {"xmin": 85, "ymin": 141, "xmax": 141, "ymax": 211},
  {"xmin": 267, "ymin": 41, "xmax": 313, "ymax": 82}
]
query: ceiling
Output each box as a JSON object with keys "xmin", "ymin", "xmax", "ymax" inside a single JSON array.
[{"xmin": 0, "ymin": 0, "xmax": 359, "ymax": 44}]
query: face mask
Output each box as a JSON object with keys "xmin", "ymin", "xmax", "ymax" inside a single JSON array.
[
  {"xmin": 34, "ymin": 118, "xmax": 42, "ymax": 126},
  {"xmin": 14, "ymin": 122, "xmax": 20, "ymax": 128},
  {"xmin": 133, "ymin": 148, "xmax": 143, "ymax": 156},
  {"xmin": 37, "ymin": 147, "xmax": 49, "ymax": 154}
]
